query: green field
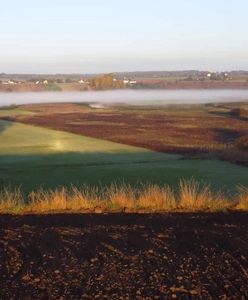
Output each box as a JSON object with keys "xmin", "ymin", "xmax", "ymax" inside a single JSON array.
[{"xmin": 0, "ymin": 119, "xmax": 248, "ymax": 193}]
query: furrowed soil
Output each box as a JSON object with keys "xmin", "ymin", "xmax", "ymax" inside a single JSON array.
[{"xmin": 0, "ymin": 213, "xmax": 248, "ymax": 299}]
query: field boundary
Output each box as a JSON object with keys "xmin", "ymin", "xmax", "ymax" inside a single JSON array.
[{"xmin": 1, "ymin": 180, "xmax": 247, "ymax": 214}]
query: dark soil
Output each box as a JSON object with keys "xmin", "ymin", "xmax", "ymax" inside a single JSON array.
[{"xmin": 1, "ymin": 212, "xmax": 248, "ymax": 299}]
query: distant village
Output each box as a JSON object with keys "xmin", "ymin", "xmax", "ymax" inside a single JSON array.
[
  {"xmin": 185, "ymin": 71, "xmax": 232, "ymax": 81},
  {"xmin": 0, "ymin": 71, "xmax": 247, "ymax": 91},
  {"xmin": 0, "ymin": 74, "xmax": 137, "ymax": 87}
]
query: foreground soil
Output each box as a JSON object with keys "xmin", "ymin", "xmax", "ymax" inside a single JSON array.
[{"xmin": 0, "ymin": 213, "xmax": 248, "ymax": 299}]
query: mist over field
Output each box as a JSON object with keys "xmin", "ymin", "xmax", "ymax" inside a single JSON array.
[{"xmin": 0, "ymin": 89, "xmax": 248, "ymax": 107}]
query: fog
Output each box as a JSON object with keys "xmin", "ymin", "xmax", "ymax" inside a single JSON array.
[{"xmin": 0, "ymin": 89, "xmax": 248, "ymax": 107}]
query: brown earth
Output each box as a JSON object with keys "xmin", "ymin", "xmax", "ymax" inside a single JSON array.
[{"xmin": 0, "ymin": 212, "xmax": 248, "ymax": 299}]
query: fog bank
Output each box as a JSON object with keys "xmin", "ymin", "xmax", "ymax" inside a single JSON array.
[{"xmin": 0, "ymin": 89, "xmax": 248, "ymax": 107}]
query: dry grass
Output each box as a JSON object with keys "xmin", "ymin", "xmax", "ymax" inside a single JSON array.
[
  {"xmin": 139, "ymin": 185, "xmax": 176, "ymax": 211},
  {"xmin": 27, "ymin": 186, "xmax": 100, "ymax": 212},
  {"xmin": 0, "ymin": 180, "xmax": 248, "ymax": 214},
  {"xmin": 178, "ymin": 179, "xmax": 230, "ymax": 211},
  {"xmin": 236, "ymin": 186, "xmax": 248, "ymax": 210},
  {"xmin": 107, "ymin": 184, "xmax": 137, "ymax": 210},
  {"xmin": 0, "ymin": 187, "xmax": 24, "ymax": 213}
]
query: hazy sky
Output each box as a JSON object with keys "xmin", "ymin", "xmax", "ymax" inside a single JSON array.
[{"xmin": 0, "ymin": 0, "xmax": 248, "ymax": 73}]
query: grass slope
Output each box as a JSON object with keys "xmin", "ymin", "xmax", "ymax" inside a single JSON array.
[{"xmin": 0, "ymin": 120, "xmax": 247, "ymax": 193}]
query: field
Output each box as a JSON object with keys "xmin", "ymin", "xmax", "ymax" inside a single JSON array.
[
  {"xmin": 0, "ymin": 113, "xmax": 248, "ymax": 194},
  {"xmin": 0, "ymin": 102, "xmax": 247, "ymax": 193},
  {"xmin": 4, "ymin": 102, "xmax": 248, "ymax": 162},
  {"xmin": 1, "ymin": 212, "xmax": 248, "ymax": 299}
]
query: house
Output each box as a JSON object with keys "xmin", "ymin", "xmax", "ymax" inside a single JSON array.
[
  {"xmin": 123, "ymin": 78, "xmax": 137, "ymax": 85},
  {"xmin": 8, "ymin": 80, "xmax": 16, "ymax": 85},
  {"xmin": 78, "ymin": 79, "xmax": 85, "ymax": 84},
  {"xmin": 129, "ymin": 80, "xmax": 137, "ymax": 85},
  {"xmin": 89, "ymin": 103, "xmax": 105, "ymax": 109},
  {"xmin": 123, "ymin": 79, "xmax": 130, "ymax": 84},
  {"xmin": 43, "ymin": 80, "xmax": 48, "ymax": 84}
]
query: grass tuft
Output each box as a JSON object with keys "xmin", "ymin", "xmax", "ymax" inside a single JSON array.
[
  {"xmin": 178, "ymin": 179, "xmax": 230, "ymax": 211},
  {"xmin": 0, "ymin": 187, "xmax": 24, "ymax": 213},
  {"xmin": 236, "ymin": 186, "xmax": 248, "ymax": 210},
  {"xmin": 139, "ymin": 185, "xmax": 176, "ymax": 211},
  {"xmin": 107, "ymin": 184, "xmax": 137, "ymax": 211}
]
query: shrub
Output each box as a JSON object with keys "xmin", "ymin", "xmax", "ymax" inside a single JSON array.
[
  {"xmin": 235, "ymin": 135, "xmax": 248, "ymax": 150},
  {"xmin": 236, "ymin": 186, "xmax": 248, "ymax": 210}
]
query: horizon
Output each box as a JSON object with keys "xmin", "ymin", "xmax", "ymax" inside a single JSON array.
[
  {"xmin": 1, "ymin": 0, "xmax": 248, "ymax": 73},
  {"xmin": 1, "ymin": 69, "xmax": 248, "ymax": 76}
]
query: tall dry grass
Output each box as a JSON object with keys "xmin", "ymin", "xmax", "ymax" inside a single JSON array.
[
  {"xmin": 178, "ymin": 179, "xmax": 230, "ymax": 211},
  {"xmin": 0, "ymin": 180, "xmax": 248, "ymax": 214},
  {"xmin": 139, "ymin": 185, "xmax": 176, "ymax": 211},
  {"xmin": 0, "ymin": 187, "xmax": 24, "ymax": 213},
  {"xmin": 236, "ymin": 185, "xmax": 248, "ymax": 210},
  {"xmin": 107, "ymin": 184, "xmax": 137, "ymax": 210},
  {"xmin": 27, "ymin": 186, "xmax": 101, "ymax": 212}
]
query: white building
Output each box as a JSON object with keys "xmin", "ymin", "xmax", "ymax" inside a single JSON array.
[
  {"xmin": 123, "ymin": 78, "xmax": 137, "ymax": 85},
  {"xmin": 8, "ymin": 80, "xmax": 16, "ymax": 85},
  {"xmin": 129, "ymin": 80, "xmax": 137, "ymax": 85},
  {"xmin": 123, "ymin": 79, "xmax": 129, "ymax": 84}
]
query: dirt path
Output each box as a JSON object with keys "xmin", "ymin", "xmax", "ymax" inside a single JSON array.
[{"xmin": 0, "ymin": 213, "xmax": 248, "ymax": 299}]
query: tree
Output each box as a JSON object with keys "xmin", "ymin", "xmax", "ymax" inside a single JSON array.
[{"xmin": 90, "ymin": 74, "xmax": 124, "ymax": 90}]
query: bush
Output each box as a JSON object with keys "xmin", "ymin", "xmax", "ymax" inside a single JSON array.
[{"xmin": 235, "ymin": 135, "xmax": 248, "ymax": 150}]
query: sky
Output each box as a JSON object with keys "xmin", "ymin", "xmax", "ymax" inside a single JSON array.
[{"xmin": 0, "ymin": 0, "xmax": 248, "ymax": 74}]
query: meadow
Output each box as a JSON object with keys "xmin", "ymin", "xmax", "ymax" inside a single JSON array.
[{"xmin": 0, "ymin": 103, "xmax": 248, "ymax": 196}]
